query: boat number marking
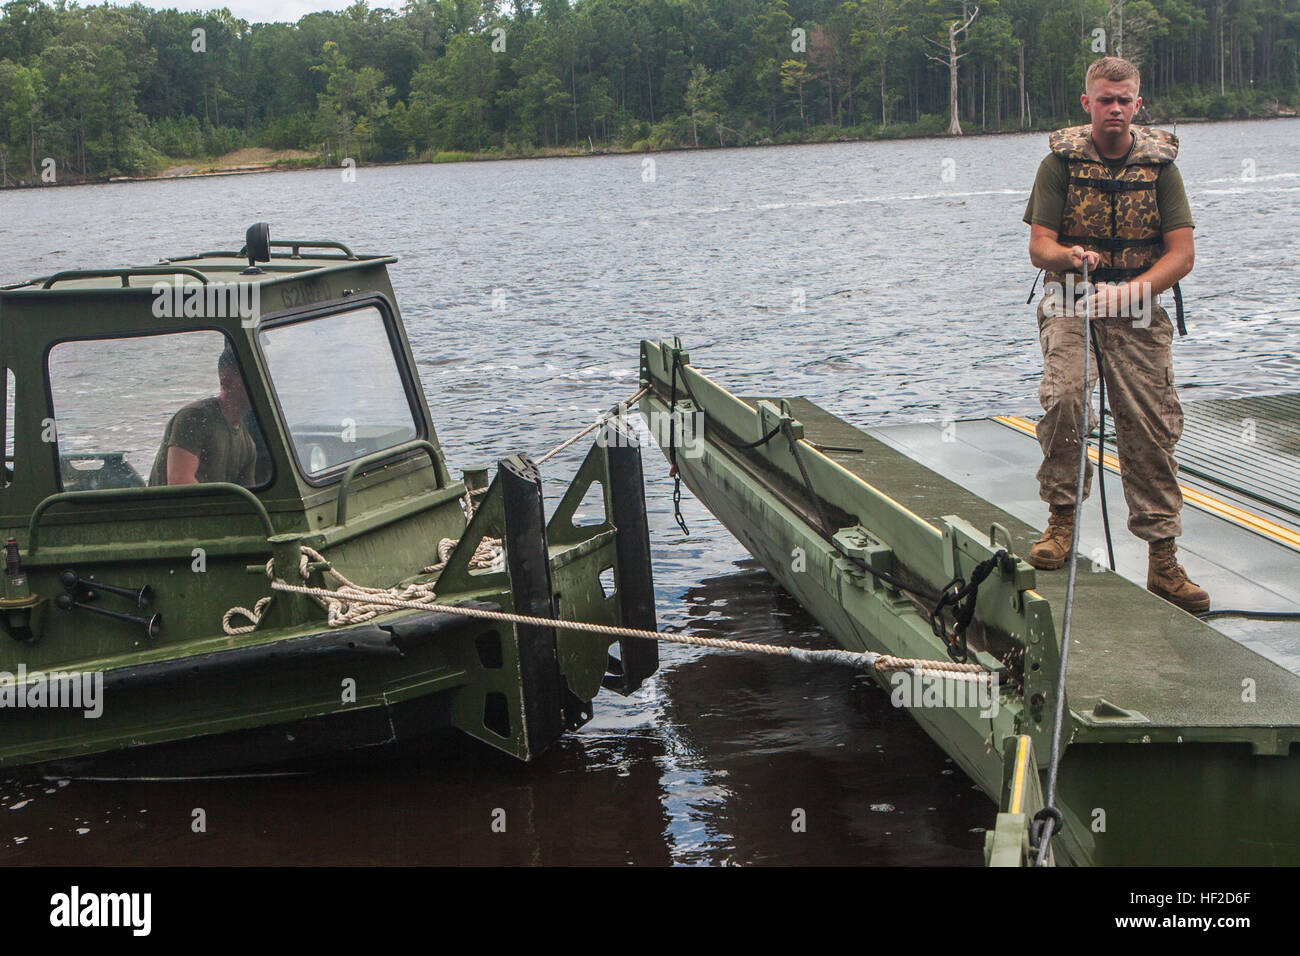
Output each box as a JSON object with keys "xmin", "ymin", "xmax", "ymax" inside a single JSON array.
[{"xmin": 280, "ymin": 280, "xmax": 330, "ymax": 308}]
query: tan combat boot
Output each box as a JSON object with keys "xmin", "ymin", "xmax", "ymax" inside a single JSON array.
[
  {"xmin": 1147, "ymin": 538, "xmax": 1210, "ymax": 614},
  {"xmin": 1027, "ymin": 504, "xmax": 1075, "ymax": 570}
]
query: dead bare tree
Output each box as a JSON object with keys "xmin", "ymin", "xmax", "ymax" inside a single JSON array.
[
  {"xmin": 925, "ymin": 2, "xmax": 980, "ymax": 135},
  {"xmin": 1108, "ymin": 0, "xmax": 1125, "ymax": 57},
  {"xmin": 1107, "ymin": 0, "xmax": 1157, "ymax": 68}
]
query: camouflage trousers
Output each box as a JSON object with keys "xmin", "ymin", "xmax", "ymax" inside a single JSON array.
[{"xmin": 1035, "ymin": 302, "xmax": 1184, "ymax": 541}]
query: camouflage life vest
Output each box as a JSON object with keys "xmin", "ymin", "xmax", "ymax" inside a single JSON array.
[{"xmin": 1045, "ymin": 123, "xmax": 1186, "ymax": 334}]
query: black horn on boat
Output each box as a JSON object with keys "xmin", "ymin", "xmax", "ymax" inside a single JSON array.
[
  {"xmin": 56, "ymin": 570, "xmax": 162, "ymax": 638},
  {"xmin": 54, "ymin": 593, "xmax": 162, "ymax": 639},
  {"xmin": 59, "ymin": 571, "xmax": 153, "ymax": 608}
]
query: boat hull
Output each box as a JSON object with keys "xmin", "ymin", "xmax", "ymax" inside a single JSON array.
[{"xmin": 1, "ymin": 431, "xmax": 659, "ymax": 772}]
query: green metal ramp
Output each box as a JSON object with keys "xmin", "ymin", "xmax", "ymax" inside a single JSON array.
[
  {"xmin": 642, "ymin": 337, "xmax": 1300, "ymax": 864},
  {"xmin": 776, "ymin": 397, "xmax": 1300, "ymax": 742}
]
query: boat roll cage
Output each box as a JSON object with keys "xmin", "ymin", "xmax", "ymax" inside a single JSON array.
[{"xmin": 1, "ymin": 236, "xmax": 367, "ymax": 293}]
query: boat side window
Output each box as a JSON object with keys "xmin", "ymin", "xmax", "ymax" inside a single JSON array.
[
  {"xmin": 258, "ymin": 303, "xmax": 420, "ymax": 479},
  {"xmin": 46, "ymin": 330, "xmax": 271, "ymax": 492}
]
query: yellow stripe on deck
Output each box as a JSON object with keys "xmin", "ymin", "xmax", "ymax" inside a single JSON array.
[
  {"xmin": 995, "ymin": 415, "xmax": 1300, "ymax": 553},
  {"xmin": 1009, "ymin": 735, "xmax": 1031, "ymax": 815}
]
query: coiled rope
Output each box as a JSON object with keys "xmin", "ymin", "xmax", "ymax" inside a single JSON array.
[{"xmin": 420, "ymin": 486, "xmax": 501, "ymax": 574}]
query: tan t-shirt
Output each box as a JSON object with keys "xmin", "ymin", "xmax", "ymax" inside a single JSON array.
[{"xmin": 148, "ymin": 397, "xmax": 257, "ymax": 486}]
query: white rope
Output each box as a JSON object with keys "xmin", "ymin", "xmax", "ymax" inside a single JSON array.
[
  {"xmin": 224, "ymin": 545, "xmax": 993, "ymax": 683},
  {"xmin": 535, "ymin": 387, "xmax": 649, "ymax": 466},
  {"xmin": 421, "ymin": 535, "xmax": 503, "ymax": 575},
  {"xmin": 220, "ymin": 386, "xmax": 992, "ymax": 685},
  {"xmin": 222, "ymin": 596, "xmax": 272, "ymax": 635}
]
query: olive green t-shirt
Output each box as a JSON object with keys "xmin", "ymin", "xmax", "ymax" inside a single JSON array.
[
  {"xmin": 148, "ymin": 397, "xmax": 258, "ymax": 486},
  {"xmin": 1023, "ymin": 136, "xmax": 1194, "ymax": 233}
]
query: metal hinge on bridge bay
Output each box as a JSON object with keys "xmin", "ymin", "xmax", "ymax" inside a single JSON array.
[
  {"xmin": 942, "ymin": 516, "xmax": 1037, "ymax": 607},
  {"xmin": 756, "ymin": 400, "xmax": 803, "ymax": 441},
  {"xmin": 832, "ymin": 525, "xmax": 904, "ymax": 599}
]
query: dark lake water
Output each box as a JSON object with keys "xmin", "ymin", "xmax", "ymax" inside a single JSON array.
[{"xmin": 1, "ymin": 119, "xmax": 1297, "ymax": 864}]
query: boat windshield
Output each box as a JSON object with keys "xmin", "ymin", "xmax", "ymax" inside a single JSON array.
[
  {"xmin": 258, "ymin": 303, "xmax": 420, "ymax": 479},
  {"xmin": 46, "ymin": 330, "xmax": 271, "ymax": 492}
]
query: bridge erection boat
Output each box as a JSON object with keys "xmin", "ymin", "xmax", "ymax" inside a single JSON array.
[
  {"xmin": 639, "ymin": 338, "xmax": 1300, "ymax": 866},
  {"xmin": 0, "ymin": 226, "xmax": 659, "ymax": 774}
]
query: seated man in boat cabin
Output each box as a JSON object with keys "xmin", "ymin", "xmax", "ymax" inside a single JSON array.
[
  {"xmin": 1023, "ymin": 55, "xmax": 1207, "ymax": 613},
  {"xmin": 148, "ymin": 344, "xmax": 258, "ymax": 487}
]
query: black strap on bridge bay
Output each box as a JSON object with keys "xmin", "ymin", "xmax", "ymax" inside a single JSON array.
[
  {"xmin": 928, "ymin": 551, "xmax": 1013, "ymax": 664},
  {"xmin": 671, "ymin": 352, "xmax": 782, "ymax": 451},
  {"xmin": 781, "ymin": 420, "xmax": 834, "ymax": 543},
  {"xmin": 667, "ymin": 355, "xmax": 690, "ymax": 536}
]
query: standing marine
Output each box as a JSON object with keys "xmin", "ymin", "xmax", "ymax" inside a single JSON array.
[{"xmin": 1021, "ymin": 55, "xmax": 1208, "ymax": 613}]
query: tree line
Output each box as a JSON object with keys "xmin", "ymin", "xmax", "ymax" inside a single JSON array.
[{"xmin": 0, "ymin": 0, "xmax": 1296, "ymax": 183}]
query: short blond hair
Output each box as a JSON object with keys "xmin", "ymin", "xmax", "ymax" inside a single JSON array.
[{"xmin": 1086, "ymin": 57, "xmax": 1140, "ymax": 92}]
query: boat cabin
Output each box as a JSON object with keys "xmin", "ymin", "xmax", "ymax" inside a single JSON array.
[{"xmin": 0, "ymin": 228, "xmax": 656, "ymax": 771}]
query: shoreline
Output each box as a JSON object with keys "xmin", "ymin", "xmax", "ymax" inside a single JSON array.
[{"xmin": 4, "ymin": 113, "xmax": 1295, "ymax": 192}]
